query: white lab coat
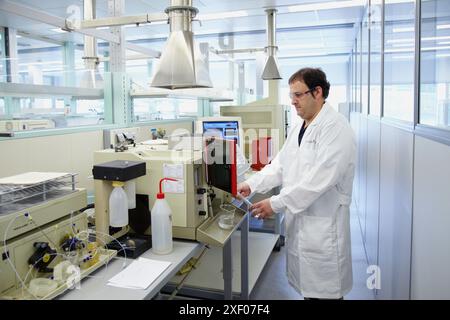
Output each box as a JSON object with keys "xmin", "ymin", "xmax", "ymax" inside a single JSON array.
[{"xmin": 246, "ymin": 102, "xmax": 356, "ymax": 299}]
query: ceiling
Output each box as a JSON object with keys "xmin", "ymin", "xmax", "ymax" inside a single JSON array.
[{"xmin": 0, "ymin": 0, "xmax": 365, "ymax": 60}]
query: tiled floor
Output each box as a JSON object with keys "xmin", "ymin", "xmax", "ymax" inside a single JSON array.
[{"xmin": 250, "ymin": 208, "xmax": 375, "ymax": 300}]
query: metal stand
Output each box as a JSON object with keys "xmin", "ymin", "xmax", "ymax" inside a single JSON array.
[
  {"xmin": 223, "ymin": 211, "xmax": 249, "ymax": 299},
  {"xmin": 163, "ymin": 212, "xmax": 250, "ymax": 300}
]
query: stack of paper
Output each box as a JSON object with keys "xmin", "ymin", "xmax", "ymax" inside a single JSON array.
[{"xmin": 107, "ymin": 257, "xmax": 172, "ymax": 290}]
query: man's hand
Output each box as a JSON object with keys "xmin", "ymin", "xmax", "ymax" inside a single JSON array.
[
  {"xmin": 250, "ymin": 199, "xmax": 274, "ymax": 219},
  {"xmin": 237, "ymin": 182, "xmax": 251, "ymax": 198}
]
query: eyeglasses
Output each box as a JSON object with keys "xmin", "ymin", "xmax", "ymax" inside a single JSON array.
[{"xmin": 289, "ymin": 88, "xmax": 314, "ymax": 100}]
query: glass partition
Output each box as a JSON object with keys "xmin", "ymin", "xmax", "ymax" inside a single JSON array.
[
  {"xmin": 0, "ymin": 93, "xmax": 105, "ymax": 131},
  {"xmin": 0, "ymin": 97, "xmax": 4, "ymax": 116},
  {"xmin": 362, "ymin": 5, "xmax": 370, "ymax": 115},
  {"xmin": 369, "ymin": 0, "xmax": 383, "ymax": 116},
  {"xmin": 16, "ymin": 39, "xmax": 64, "ymax": 86},
  {"xmin": 420, "ymin": 0, "xmax": 450, "ymax": 129},
  {"xmin": 356, "ymin": 29, "xmax": 362, "ymax": 113},
  {"xmin": 383, "ymin": 0, "xmax": 415, "ymax": 122},
  {"xmin": 0, "ymin": 29, "xmax": 5, "ymax": 83},
  {"xmin": 0, "ymin": 29, "xmax": 108, "ymax": 132},
  {"xmin": 132, "ymin": 97, "xmax": 199, "ymax": 122}
]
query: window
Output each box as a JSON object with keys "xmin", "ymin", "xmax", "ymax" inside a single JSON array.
[
  {"xmin": 0, "ymin": 32, "xmax": 108, "ymax": 131},
  {"xmin": 133, "ymin": 98, "xmax": 199, "ymax": 122},
  {"xmin": 420, "ymin": 0, "xmax": 450, "ymax": 129},
  {"xmin": 356, "ymin": 29, "xmax": 362, "ymax": 113},
  {"xmin": 362, "ymin": 8, "xmax": 370, "ymax": 115},
  {"xmin": 0, "ymin": 29, "xmax": 5, "ymax": 83},
  {"xmin": 0, "ymin": 98, "xmax": 4, "ymax": 116},
  {"xmin": 383, "ymin": 0, "xmax": 415, "ymax": 122},
  {"xmin": 17, "ymin": 38, "xmax": 63, "ymax": 86},
  {"xmin": 127, "ymin": 57, "xmax": 151, "ymax": 89},
  {"xmin": 0, "ymin": 95, "xmax": 105, "ymax": 130},
  {"xmin": 369, "ymin": 0, "xmax": 383, "ymax": 116},
  {"xmin": 209, "ymin": 61, "xmax": 232, "ymax": 89}
]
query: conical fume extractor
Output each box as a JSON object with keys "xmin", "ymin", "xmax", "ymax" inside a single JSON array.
[
  {"xmin": 80, "ymin": 0, "xmax": 103, "ymax": 88},
  {"xmin": 262, "ymin": 9, "xmax": 282, "ymax": 80},
  {"xmin": 151, "ymin": 0, "xmax": 212, "ymax": 89}
]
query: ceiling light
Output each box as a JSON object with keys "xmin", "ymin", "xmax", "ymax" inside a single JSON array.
[
  {"xmin": 392, "ymin": 27, "xmax": 414, "ymax": 33},
  {"xmin": 50, "ymin": 28, "xmax": 67, "ymax": 33},
  {"xmin": 422, "ymin": 36, "xmax": 450, "ymax": 41},
  {"xmin": 391, "ymin": 55, "xmax": 414, "ymax": 60},
  {"xmin": 436, "ymin": 53, "xmax": 450, "ymax": 58},
  {"xmin": 385, "ymin": 0, "xmax": 415, "ymax": 3},
  {"xmin": 438, "ymin": 41, "xmax": 450, "ymax": 45},
  {"xmin": 18, "ymin": 60, "xmax": 63, "ymax": 66},
  {"xmin": 280, "ymin": 52, "xmax": 328, "ymax": 58},
  {"xmin": 288, "ymin": 0, "xmax": 365, "ymax": 13},
  {"xmin": 279, "ymin": 43, "xmax": 325, "ymax": 49},
  {"xmin": 198, "ymin": 10, "xmax": 248, "ymax": 20},
  {"xmin": 391, "ymin": 42, "xmax": 415, "ymax": 47},
  {"xmin": 421, "ymin": 45, "xmax": 450, "ymax": 51},
  {"xmin": 437, "ymin": 24, "xmax": 450, "ymax": 30},
  {"xmin": 288, "ymin": 0, "xmax": 414, "ymax": 12},
  {"xmin": 385, "ymin": 48, "xmax": 414, "ymax": 53},
  {"xmin": 387, "ymin": 38, "xmax": 414, "ymax": 44}
]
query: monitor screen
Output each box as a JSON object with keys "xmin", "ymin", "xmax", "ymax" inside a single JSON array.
[{"xmin": 202, "ymin": 121, "xmax": 240, "ymax": 146}]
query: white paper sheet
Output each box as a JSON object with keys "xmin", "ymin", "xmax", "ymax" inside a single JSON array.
[{"xmin": 107, "ymin": 257, "xmax": 172, "ymax": 290}]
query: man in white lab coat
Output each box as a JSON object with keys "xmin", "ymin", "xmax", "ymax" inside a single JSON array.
[{"xmin": 238, "ymin": 68, "xmax": 356, "ymax": 300}]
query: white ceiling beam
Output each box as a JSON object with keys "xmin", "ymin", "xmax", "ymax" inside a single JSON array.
[
  {"xmin": 125, "ymin": 42, "xmax": 161, "ymax": 58},
  {"xmin": 0, "ymin": 0, "xmax": 161, "ymax": 59},
  {"xmin": 0, "ymin": 0, "xmax": 120, "ymax": 43},
  {"xmin": 80, "ymin": 13, "xmax": 167, "ymax": 29},
  {"xmin": 17, "ymin": 31, "xmax": 65, "ymax": 46},
  {"xmin": 212, "ymin": 47, "xmax": 265, "ymax": 55}
]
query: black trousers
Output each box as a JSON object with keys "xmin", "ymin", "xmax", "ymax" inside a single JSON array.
[{"xmin": 304, "ymin": 297, "xmax": 344, "ymax": 300}]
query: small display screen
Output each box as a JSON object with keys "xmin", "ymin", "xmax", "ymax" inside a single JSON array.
[{"xmin": 202, "ymin": 121, "xmax": 239, "ymax": 146}]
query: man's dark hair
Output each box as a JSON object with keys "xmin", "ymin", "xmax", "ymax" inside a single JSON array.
[{"xmin": 288, "ymin": 68, "xmax": 330, "ymax": 99}]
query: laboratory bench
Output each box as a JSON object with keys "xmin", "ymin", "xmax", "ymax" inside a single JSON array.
[{"xmin": 58, "ymin": 240, "xmax": 204, "ymax": 300}]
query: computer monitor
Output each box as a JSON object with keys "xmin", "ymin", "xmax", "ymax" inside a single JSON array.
[{"xmin": 195, "ymin": 116, "xmax": 244, "ymax": 154}]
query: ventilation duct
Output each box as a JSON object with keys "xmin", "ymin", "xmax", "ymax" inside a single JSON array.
[
  {"xmin": 261, "ymin": 9, "xmax": 282, "ymax": 80},
  {"xmin": 151, "ymin": 0, "xmax": 212, "ymax": 89},
  {"xmin": 80, "ymin": 0, "xmax": 103, "ymax": 88}
]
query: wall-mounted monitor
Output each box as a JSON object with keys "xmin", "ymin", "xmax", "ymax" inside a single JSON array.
[{"xmin": 195, "ymin": 116, "xmax": 244, "ymax": 154}]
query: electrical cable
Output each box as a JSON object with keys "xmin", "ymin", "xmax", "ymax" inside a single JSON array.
[
  {"xmin": 3, "ymin": 210, "xmax": 128, "ymax": 300},
  {"xmin": 29, "ymin": 217, "xmax": 63, "ymax": 255},
  {"xmin": 21, "ymin": 251, "xmax": 74, "ymax": 299},
  {"xmin": 68, "ymin": 208, "xmax": 129, "ymax": 269},
  {"xmin": 168, "ymin": 245, "xmax": 209, "ymax": 300}
]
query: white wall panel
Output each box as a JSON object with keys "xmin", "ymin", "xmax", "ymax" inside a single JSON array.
[
  {"xmin": 358, "ymin": 114, "xmax": 368, "ymax": 241},
  {"xmin": 350, "ymin": 112, "xmax": 360, "ymax": 211},
  {"xmin": 0, "ymin": 131, "xmax": 103, "ymax": 192},
  {"xmin": 411, "ymin": 136, "xmax": 450, "ymax": 299},
  {"xmin": 378, "ymin": 124, "xmax": 413, "ymax": 299},
  {"xmin": 365, "ymin": 118, "xmax": 381, "ymax": 267},
  {"xmin": 68, "ymin": 131, "xmax": 104, "ymax": 192}
]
